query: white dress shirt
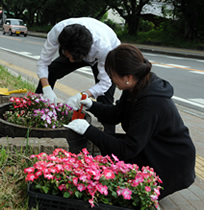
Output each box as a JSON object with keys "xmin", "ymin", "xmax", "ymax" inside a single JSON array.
[{"xmin": 37, "ymin": 17, "xmax": 121, "ymax": 98}]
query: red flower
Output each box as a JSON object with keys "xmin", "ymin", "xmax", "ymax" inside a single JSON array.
[{"xmin": 103, "ymin": 169, "xmax": 115, "ymax": 179}]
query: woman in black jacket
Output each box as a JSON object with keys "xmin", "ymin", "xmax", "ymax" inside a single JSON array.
[{"xmin": 65, "ymin": 44, "xmax": 196, "ymax": 199}]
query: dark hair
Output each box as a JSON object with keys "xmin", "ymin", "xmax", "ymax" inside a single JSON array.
[
  {"xmin": 58, "ymin": 24, "xmax": 93, "ymax": 62},
  {"xmin": 105, "ymin": 44, "xmax": 152, "ymax": 98}
]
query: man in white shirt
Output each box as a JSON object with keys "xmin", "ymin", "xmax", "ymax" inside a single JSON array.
[{"xmin": 36, "ymin": 17, "xmax": 121, "ymax": 133}]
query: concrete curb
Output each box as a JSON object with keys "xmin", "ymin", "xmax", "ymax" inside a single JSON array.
[{"xmin": 27, "ymin": 31, "xmax": 204, "ymax": 60}]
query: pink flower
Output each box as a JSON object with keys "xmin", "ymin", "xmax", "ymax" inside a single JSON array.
[
  {"xmin": 97, "ymin": 184, "xmax": 108, "ymax": 195},
  {"xmin": 41, "ymin": 114, "xmax": 46, "ymax": 121},
  {"xmin": 24, "ymin": 167, "xmax": 35, "ymax": 174},
  {"xmin": 82, "ymin": 148, "xmax": 89, "ymax": 155},
  {"xmin": 151, "ymin": 194, "xmax": 158, "ymax": 201},
  {"xmin": 117, "ymin": 188, "xmax": 123, "ymax": 196},
  {"xmin": 122, "ymin": 188, "xmax": 132, "ymax": 200},
  {"xmin": 111, "ymin": 154, "xmax": 119, "ymax": 161},
  {"xmin": 145, "ymin": 186, "xmax": 151, "ymax": 192},
  {"xmin": 154, "ymin": 188, "xmax": 160, "ymax": 196},
  {"xmin": 103, "ymin": 169, "xmax": 115, "ymax": 179},
  {"xmin": 44, "ymin": 173, "xmax": 54, "ymax": 180},
  {"xmin": 55, "ymin": 164, "xmax": 64, "ymax": 172},
  {"xmin": 6, "ymin": 93, "xmax": 73, "ymax": 129},
  {"xmin": 73, "ymin": 177, "xmax": 78, "ymax": 186},
  {"xmin": 35, "ymin": 170, "xmax": 42, "ymax": 178},
  {"xmin": 26, "ymin": 173, "xmax": 35, "ymax": 181},
  {"xmin": 46, "ymin": 116, "xmax": 52, "ymax": 124},
  {"xmin": 24, "ymin": 148, "xmax": 162, "ymax": 209},
  {"xmin": 77, "ymin": 183, "xmax": 86, "ymax": 192},
  {"xmin": 88, "ymin": 198, "xmax": 95, "ymax": 208},
  {"xmin": 58, "ymin": 184, "xmax": 66, "ymax": 191}
]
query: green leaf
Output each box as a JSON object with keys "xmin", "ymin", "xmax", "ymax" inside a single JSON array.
[
  {"xmin": 42, "ymin": 186, "xmax": 49, "ymax": 194},
  {"xmin": 75, "ymin": 191, "xmax": 82, "ymax": 198},
  {"xmin": 63, "ymin": 191, "xmax": 71, "ymax": 198},
  {"xmin": 111, "ymin": 191, "xmax": 117, "ymax": 198},
  {"xmin": 35, "ymin": 183, "xmax": 41, "ymax": 189}
]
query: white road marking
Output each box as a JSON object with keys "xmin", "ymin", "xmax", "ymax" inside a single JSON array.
[
  {"xmin": 153, "ymin": 64, "xmax": 173, "ymax": 68},
  {"xmin": 189, "ymin": 98, "xmax": 204, "ymax": 105},
  {"xmin": 167, "ymin": 64, "xmax": 189, "ymax": 68},
  {"xmin": 173, "ymin": 96, "xmax": 204, "ymax": 108},
  {"xmin": 76, "ymin": 67, "xmax": 92, "ymax": 75},
  {"xmin": 190, "ymin": 71, "xmax": 204, "ymax": 75},
  {"xmin": 0, "ymin": 47, "xmax": 40, "ymax": 60},
  {"xmin": 195, "ymin": 59, "xmax": 204, "ymax": 63},
  {"xmin": 164, "ymin": 56, "xmax": 184, "ymax": 60}
]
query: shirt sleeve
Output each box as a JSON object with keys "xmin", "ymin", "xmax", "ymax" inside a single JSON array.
[
  {"xmin": 88, "ymin": 61, "xmax": 112, "ymax": 98},
  {"xmin": 37, "ymin": 26, "xmax": 61, "ymax": 79}
]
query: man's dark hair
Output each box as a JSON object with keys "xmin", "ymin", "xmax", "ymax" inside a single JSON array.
[{"xmin": 58, "ymin": 24, "xmax": 93, "ymax": 62}]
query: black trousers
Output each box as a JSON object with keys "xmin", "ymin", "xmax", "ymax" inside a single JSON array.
[{"xmin": 36, "ymin": 56, "xmax": 116, "ymax": 133}]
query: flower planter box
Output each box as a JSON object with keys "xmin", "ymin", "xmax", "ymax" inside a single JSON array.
[
  {"xmin": 0, "ymin": 103, "xmax": 91, "ymax": 154},
  {"xmin": 28, "ymin": 184, "xmax": 137, "ymax": 210}
]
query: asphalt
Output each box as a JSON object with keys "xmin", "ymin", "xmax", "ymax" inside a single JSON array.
[
  {"xmin": 2, "ymin": 31, "xmax": 204, "ymax": 209},
  {"xmin": 28, "ymin": 31, "xmax": 204, "ymax": 60}
]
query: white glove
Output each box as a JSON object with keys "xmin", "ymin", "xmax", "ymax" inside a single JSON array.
[
  {"xmin": 63, "ymin": 93, "xmax": 82, "ymax": 110},
  {"xmin": 42, "ymin": 85, "xmax": 57, "ymax": 105},
  {"xmin": 64, "ymin": 119, "xmax": 90, "ymax": 135},
  {"xmin": 80, "ymin": 97, "xmax": 93, "ymax": 110}
]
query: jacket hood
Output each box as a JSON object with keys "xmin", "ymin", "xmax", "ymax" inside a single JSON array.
[{"xmin": 138, "ymin": 73, "xmax": 174, "ymax": 99}]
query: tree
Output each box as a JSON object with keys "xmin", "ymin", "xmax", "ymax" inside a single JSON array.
[
  {"xmin": 39, "ymin": 0, "xmax": 108, "ymax": 26},
  {"xmin": 105, "ymin": 0, "xmax": 151, "ymax": 35},
  {"xmin": 165, "ymin": 0, "xmax": 204, "ymax": 40},
  {"xmin": 1, "ymin": 0, "xmax": 108, "ymax": 27}
]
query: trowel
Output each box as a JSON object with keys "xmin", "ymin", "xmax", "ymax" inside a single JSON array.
[{"xmin": 0, "ymin": 88, "xmax": 27, "ymax": 96}]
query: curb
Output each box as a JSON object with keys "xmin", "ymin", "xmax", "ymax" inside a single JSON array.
[
  {"xmin": 138, "ymin": 47, "xmax": 204, "ymax": 60},
  {"xmin": 27, "ymin": 31, "xmax": 204, "ymax": 60}
]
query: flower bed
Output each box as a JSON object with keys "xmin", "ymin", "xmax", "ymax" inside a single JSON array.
[
  {"xmin": 24, "ymin": 148, "xmax": 162, "ymax": 209},
  {"xmin": 3, "ymin": 92, "xmax": 73, "ymax": 129},
  {"xmin": 0, "ymin": 93, "xmax": 92, "ymax": 154}
]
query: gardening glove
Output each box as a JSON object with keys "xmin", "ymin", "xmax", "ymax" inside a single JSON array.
[
  {"xmin": 42, "ymin": 85, "xmax": 57, "ymax": 105},
  {"xmin": 64, "ymin": 119, "xmax": 90, "ymax": 135},
  {"xmin": 80, "ymin": 97, "xmax": 93, "ymax": 110},
  {"xmin": 63, "ymin": 93, "xmax": 82, "ymax": 110}
]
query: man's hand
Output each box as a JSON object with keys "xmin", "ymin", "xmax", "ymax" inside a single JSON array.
[
  {"xmin": 42, "ymin": 85, "xmax": 57, "ymax": 105},
  {"xmin": 64, "ymin": 119, "xmax": 90, "ymax": 135}
]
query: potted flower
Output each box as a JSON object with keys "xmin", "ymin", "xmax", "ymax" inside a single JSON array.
[
  {"xmin": 3, "ymin": 92, "xmax": 73, "ymax": 129},
  {"xmin": 0, "ymin": 92, "xmax": 92, "ymax": 153},
  {"xmin": 24, "ymin": 148, "xmax": 162, "ymax": 209}
]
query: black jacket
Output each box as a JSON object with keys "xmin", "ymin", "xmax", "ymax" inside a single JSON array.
[{"xmin": 85, "ymin": 73, "xmax": 196, "ymax": 199}]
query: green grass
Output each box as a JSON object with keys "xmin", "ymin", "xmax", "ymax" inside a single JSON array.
[
  {"xmin": 0, "ymin": 143, "xmax": 34, "ymax": 209},
  {"xmin": 0, "ymin": 65, "xmax": 37, "ymax": 209},
  {"xmin": 0, "ymin": 65, "xmax": 36, "ymax": 92}
]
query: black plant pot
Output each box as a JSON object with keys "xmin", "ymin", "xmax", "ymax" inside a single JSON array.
[
  {"xmin": 0, "ymin": 103, "xmax": 91, "ymax": 153},
  {"xmin": 28, "ymin": 184, "xmax": 137, "ymax": 210}
]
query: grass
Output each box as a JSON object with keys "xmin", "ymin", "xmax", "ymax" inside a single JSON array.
[
  {"xmin": 0, "ymin": 147, "xmax": 33, "ymax": 209},
  {"xmin": 0, "ymin": 65, "xmax": 36, "ymax": 92},
  {"xmin": 0, "ymin": 137, "xmax": 36, "ymax": 209},
  {"xmin": 0, "ymin": 65, "xmax": 37, "ymax": 209}
]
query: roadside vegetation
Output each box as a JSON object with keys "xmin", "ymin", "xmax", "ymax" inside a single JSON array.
[
  {"xmin": 0, "ymin": 146, "xmax": 33, "ymax": 209},
  {"xmin": 28, "ymin": 19, "xmax": 204, "ymax": 50},
  {"xmin": 0, "ymin": 65, "xmax": 36, "ymax": 209},
  {"xmin": 0, "ymin": 65, "xmax": 36, "ymax": 92}
]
